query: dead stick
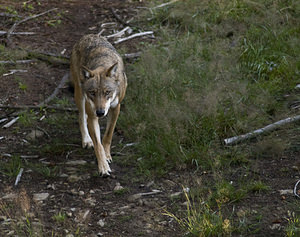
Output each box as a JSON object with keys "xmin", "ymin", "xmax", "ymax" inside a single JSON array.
[
  {"xmin": 110, "ymin": 7, "xmax": 130, "ymax": 26},
  {"xmin": 224, "ymin": 114, "xmax": 300, "ymax": 145},
  {"xmin": 114, "ymin": 31, "xmax": 154, "ymax": 45},
  {"xmin": 152, "ymin": 0, "xmax": 180, "ymax": 9},
  {"xmin": 7, "ymin": 8, "xmax": 58, "ymax": 41},
  {"xmin": 0, "ymin": 60, "xmax": 36, "ymax": 65},
  {"xmin": 0, "ymin": 105, "xmax": 77, "ymax": 112},
  {"xmin": 38, "ymin": 72, "xmax": 69, "ymax": 106},
  {"xmin": 0, "ymin": 31, "xmax": 35, "ymax": 36}
]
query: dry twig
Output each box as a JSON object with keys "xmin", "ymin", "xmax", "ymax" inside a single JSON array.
[
  {"xmin": 224, "ymin": 114, "xmax": 300, "ymax": 145},
  {"xmin": 6, "ymin": 8, "xmax": 58, "ymax": 43},
  {"xmin": 114, "ymin": 31, "xmax": 154, "ymax": 45}
]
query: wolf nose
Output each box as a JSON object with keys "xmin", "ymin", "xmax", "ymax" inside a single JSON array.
[{"xmin": 96, "ymin": 109, "xmax": 105, "ymax": 117}]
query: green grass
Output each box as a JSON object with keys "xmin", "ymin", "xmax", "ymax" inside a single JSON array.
[
  {"xmin": 121, "ymin": 0, "xmax": 299, "ymax": 174},
  {"xmin": 121, "ymin": 0, "xmax": 300, "ymax": 235}
]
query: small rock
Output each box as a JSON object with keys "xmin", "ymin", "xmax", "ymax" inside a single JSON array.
[
  {"xmin": 114, "ymin": 183, "xmax": 124, "ymax": 191},
  {"xmin": 2, "ymin": 193, "xmax": 17, "ymax": 200},
  {"xmin": 97, "ymin": 233, "xmax": 104, "ymax": 236},
  {"xmin": 270, "ymin": 223, "xmax": 282, "ymax": 230},
  {"xmin": 65, "ymin": 160, "xmax": 87, "ymax": 165},
  {"xmin": 128, "ymin": 193, "xmax": 142, "ymax": 202},
  {"xmin": 66, "ymin": 234, "xmax": 74, "ymax": 237},
  {"xmin": 26, "ymin": 129, "xmax": 44, "ymax": 141},
  {"xmin": 67, "ymin": 175, "xmax": 82, "ymax": 183},
  {"xmin": 146, "ymin": 181, "xmax": 154, "ymax": 188},
  {"xmin": 97, "ymin": 219, "xmax": 105, "ymax": 227},
  {"xmin": 7, "ymin": 230, "xmax": 14, "ymax": 236},
  {"xmin": 90, "ymin": 190, "xmax": 95, "ymax": 194},
  {"xmin": 79, "ymin": 191, "xmax": 85, "ymax": 196},
  {"xmin": 47, "ymin": 184, "xmax": 55, "ymax": 190},
  {"xmin": 33, "ymin": 193, "xmax": 49, "ymax": 202}
]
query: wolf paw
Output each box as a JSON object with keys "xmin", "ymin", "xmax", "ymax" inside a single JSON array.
[
  {"xmin": 98, "ymin": 160, "xmax": 111, "ymax": 177},
  {"xmin": 82, "ymin": 137, "xmax": 93, "ymax": 149},
  {"xmin": 106, "ymin": 153, "xmax": 112, "ymax": 163}
]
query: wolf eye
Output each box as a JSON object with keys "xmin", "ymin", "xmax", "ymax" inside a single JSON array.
[
  {"xmin": 89, "ymin": 91, "xmax": 96, "ymax": 97},
  {"xmin": 105, "ymin": 91, "xmax": 111, "ymax": 96}
]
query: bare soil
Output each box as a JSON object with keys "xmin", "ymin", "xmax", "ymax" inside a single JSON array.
[{"xmin": 0, "ymin": 0, "xmax": 300, "ymax": 236}]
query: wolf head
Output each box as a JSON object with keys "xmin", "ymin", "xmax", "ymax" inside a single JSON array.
[{"xmin": 81, "ymin": 63, "xmax": 120, "ymax": 118}]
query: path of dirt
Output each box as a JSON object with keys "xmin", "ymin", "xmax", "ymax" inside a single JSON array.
[{"xmin": 0, "ymin": 0, "xmax": 300, "ymax": 236}]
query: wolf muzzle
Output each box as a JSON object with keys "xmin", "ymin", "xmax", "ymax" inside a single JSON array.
[{"xmin": 96, "ymin": 109, "xmax": 106, "ymax": 117}]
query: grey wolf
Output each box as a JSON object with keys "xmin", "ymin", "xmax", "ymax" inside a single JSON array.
[{"xmin": 70, "ymin": 34, "xmax": 127, "ymax": 176}]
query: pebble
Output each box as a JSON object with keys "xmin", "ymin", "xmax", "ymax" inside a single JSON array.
[
  {"xmin": 2, "ymin": 193, "xmax": 17, "ymax": 200},
  {"xmin": 97, "ymin": 219, "xmax": 105, "ymax": 227},
  {"xmin": 67, "ymin": 175, "xmax": 82, "ymax": 183},
  {"xmin": 79, "ymin": 191, "xmax": 85, "ymax": 196},
  {"xmin": 26, "ymin": 129, "xmax": 44, "ymax": 141},
  {"xmin": 114, "ymin": 182, "xmax": 124, "ymax": 191},
  {"xmin": 128, "ymin": 193, "xmax": 142, "ymax": 202},
  {"xmin": 65, "ymin": 160, "xmax": 87, "ymax": 165},
  {"xmin": 33, "ymin": 193, "xmax": 49, "ymax": 202}
]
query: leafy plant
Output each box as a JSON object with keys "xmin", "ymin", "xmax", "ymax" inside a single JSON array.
[{"xmin": 0, "ymin": 156, "xmax": 23, "ymax": 177}]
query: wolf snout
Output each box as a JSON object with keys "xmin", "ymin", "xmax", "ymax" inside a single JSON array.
[{"xmin": 96, "ymin": 109, "xmax": 106, "ymax": 117}]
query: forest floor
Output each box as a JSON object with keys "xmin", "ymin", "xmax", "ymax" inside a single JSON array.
[{"xmin": 0, "ymin": 0, "xmax": 300, "ymax": 236}]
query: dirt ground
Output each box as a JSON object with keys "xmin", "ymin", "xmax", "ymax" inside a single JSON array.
[{"xmin": 0, "ymin": 0, "xmax": 300, "ymax": 236}]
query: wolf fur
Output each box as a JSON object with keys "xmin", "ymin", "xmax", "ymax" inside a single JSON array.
[{"xmin": 70, "ymin": 34, "xmax": 127, "ymax": 176}]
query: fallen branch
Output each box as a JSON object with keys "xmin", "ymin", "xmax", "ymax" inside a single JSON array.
[
  {"xmin": 151, "ymin": 0, "xmax": 180, "ymax": 9},
  {"xmin": 123, "ymin": 52, "xmax": 142, "ymax": 59},
  {"xmin": 38, "ymin": 72, "xmax": 69, "ymax": 107},
  {"xmin": 294, "ymin": 180, "xmax": 300, "ymax": 198},
  {"xmin": 110, "ymin": 7, "xmax": 130, "ymax": 26},
  {"xmin": 105, "ymin": 26, "xmax": 131, "ymax": 39},
  {"xmin": 0, "ymin": 30, "xmax": 35, "ymax": 36},
  {"xmin": 27, "ymin": 50, "xmax": 69, "ymax": 66},
  {"xmin": 6, "ymin": 8, "xmax": 58, "ymax": 43},
  {"xmin": 2, "ymin": 117, "xmax": 19, "ymax": 128},
  {"xmin": 114, "ymin": 31, "xmax": 154, "ymax": 45},
  {"xmin": 14, "ymin": 168, "xmax": 24, "ymax": 186},
  {"xmin": 224, "ymin": 114, "xmax": 300, "ymax": 145},
  {"xmin": 0, "ymin": 59, "xmax": 36, "ymax": 65},
  {"xmin": 3, "ymin": 69, "xmax": 28, "ymax": 77},
  {"xmin": 0, "ymin": 105, "xmax": 77, "ymax": 112}
]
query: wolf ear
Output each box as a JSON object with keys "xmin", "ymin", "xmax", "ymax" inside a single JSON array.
[
  {"xmin": 106, "ymin": 62, "xmax": 118, "ymax": 78},
  {"xmin": 81, "ymin": 65, "xmax": 93, "ymax": 79}
]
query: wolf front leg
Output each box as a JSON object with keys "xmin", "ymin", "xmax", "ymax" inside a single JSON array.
[
  {"xmin": 102, "ymin": 104, "xmax": 120, "ymax": 163},
  {"xmin": 74, "ymin": 88, "xmax": 93, "ymax": 148},
  {"xmin": 87, "ymin": 116, "xmax": 111, "ymax": 176}
]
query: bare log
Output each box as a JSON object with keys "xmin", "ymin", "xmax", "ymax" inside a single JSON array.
[
  {"xmin": 114, "ymin": 31, "xmax": 154, "ymax": 45},
  {"xmin": 224, "ymin": 114, "xmax": 300, "ymax": 145}
]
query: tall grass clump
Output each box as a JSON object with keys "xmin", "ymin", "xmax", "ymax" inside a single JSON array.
[
  {"xmin": 120, "ymin": 0, "xmax": 300, "ymax": 175},
  {"xmin": 164, "ymin": 188, "xmax": 232, "ymax": 236}
]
